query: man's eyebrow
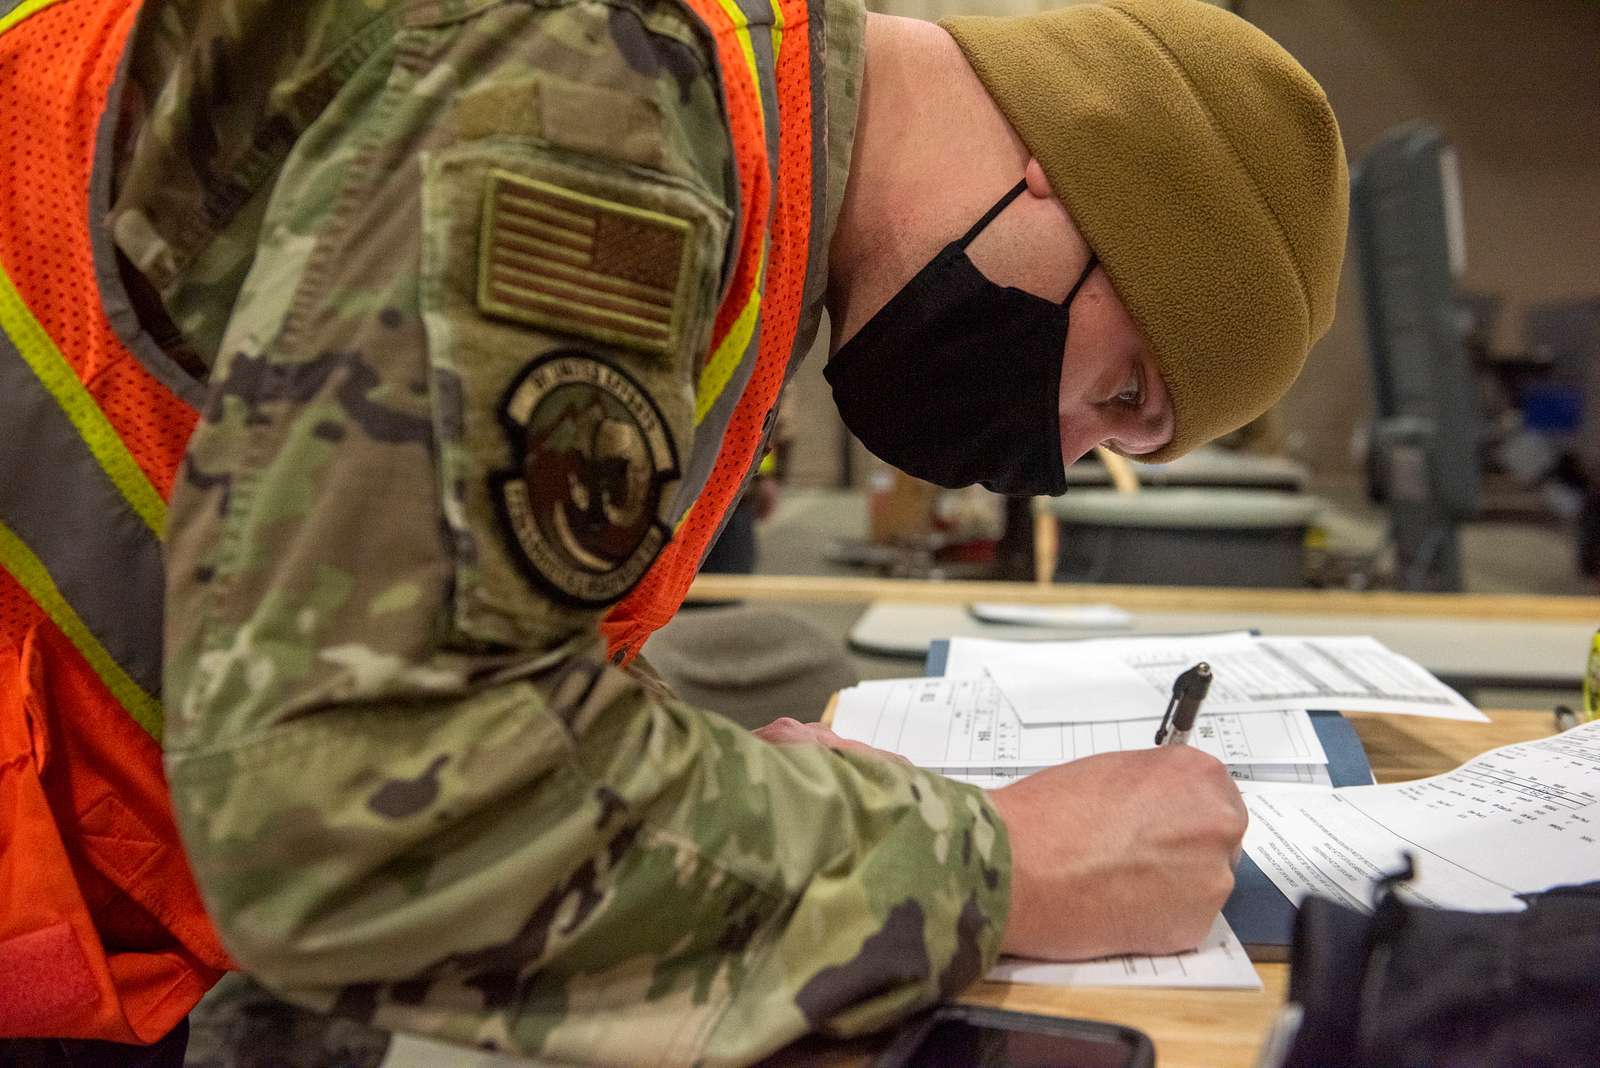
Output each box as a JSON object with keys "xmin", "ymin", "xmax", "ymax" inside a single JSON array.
[
  {"xmin": 1137, "ymin": 353, "xmax": 1166, "ymax": 404},
  {"xmin": 1145, "ymin": 402, "xmax": 1175, "ymax": 446},
  {"xmin": 1138, "ymin": 369, "xmax": 1175, "ymax": 443}
]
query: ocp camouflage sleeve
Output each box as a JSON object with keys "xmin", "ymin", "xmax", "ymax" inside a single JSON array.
[{"xmin": 154, "ymin": 1, "xmax": 1011, "ymax": 1064}]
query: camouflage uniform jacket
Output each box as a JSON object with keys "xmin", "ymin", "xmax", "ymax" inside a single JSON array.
[{"xmin": 115, "ymin": 0, "xmax": 1012, "ymax": 1062}]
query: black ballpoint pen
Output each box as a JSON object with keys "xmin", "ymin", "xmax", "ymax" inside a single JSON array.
[{"xmin": 1154, "ymin": 662, "xmax": 1213, "ymax": 747}]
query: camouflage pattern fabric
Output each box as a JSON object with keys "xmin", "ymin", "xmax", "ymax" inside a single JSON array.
[
  {"xmin": 125, "ymin": 0, "xmax": 1012, "ymax": 1063},
  {"xmin": 184, "ymin": 975, "xmax": 390, "ymax": 1068}
]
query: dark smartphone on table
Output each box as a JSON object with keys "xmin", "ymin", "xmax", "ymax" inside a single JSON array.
[{"xmin": 873, "ymin": 1005, "xmax": 1155, "ymax": 1068}]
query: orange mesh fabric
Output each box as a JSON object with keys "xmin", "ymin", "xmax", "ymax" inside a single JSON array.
[
  {"xmin": 0, "ymin": 0, "xmax": 197, "ymax": 500},
  {"xmin": 0, "ymin": 0, "xmax": 231, "ymax": 1042},
  {"xmin": 0, "ymin": 565, "xmax": 46, "ymax": 654},
  {"xmin": 0, "ymin": 622, "xmax": 230, "ymax": 1042},
  {"xmin": 90, "ymin": 357, "xmax": 196, "ymax": 494},
  {"xmin": 602, "ymin": 0, "xmax": 815, "ymax": 659}
]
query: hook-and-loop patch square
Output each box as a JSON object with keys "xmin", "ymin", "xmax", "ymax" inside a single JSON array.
[{"xmin": 477, "ymin": 170, "xmax": 694, "ymax": 357}]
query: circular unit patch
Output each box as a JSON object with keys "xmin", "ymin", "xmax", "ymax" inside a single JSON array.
[{"xmin": 494, "ymin": 352, "xmax": 680, "ymax": 607}]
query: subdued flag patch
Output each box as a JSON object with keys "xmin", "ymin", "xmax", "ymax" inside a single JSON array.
[{"xmin": 477, "ymin": 171, "xmax": 694, "ymax": 357}]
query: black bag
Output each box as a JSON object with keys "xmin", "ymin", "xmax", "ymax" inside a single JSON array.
[{"xmin": 1282, "ymin": 871, "xmax": 1600, "ymax": 1068}]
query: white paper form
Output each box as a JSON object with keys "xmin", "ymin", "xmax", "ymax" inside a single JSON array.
[
  {"xmin": 1243, "ymin": 721, "xmax": 1600, "ymax": 913},
  {"xmin": 828, "ymin": 678, "xmax": 1267, "ymax": 991},
  {"xmin": 831, "ymin": 676, "xmax": 1329, "ymax": 769},
  {"xmin": 946, "ymin": 764, "xmax": 1332, "ymax": 792},
  {"xmin": 1230, "ymin": 763, "xmax": 1333, "ymax": 789},
  {"xmin": 948, "ymin": 633, "xmax": 1487, "ymax": 724},
  {"xmin": 988, "ymin": 914, "xmax": 1261, "ymax": 991}
]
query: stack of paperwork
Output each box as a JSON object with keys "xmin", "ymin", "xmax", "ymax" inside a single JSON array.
[
  {"xmin": 1243, "ymin": 721, "xmax": 1600, "ymax": 914},
  {"xmin": 829, "ymin": 630, "xmax": 1495, "ymax": 991}
]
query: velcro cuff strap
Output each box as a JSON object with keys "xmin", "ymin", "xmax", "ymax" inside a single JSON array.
[{"xmin": 0, "ymin": 921, "xmax": 100, "ymax": 1035}]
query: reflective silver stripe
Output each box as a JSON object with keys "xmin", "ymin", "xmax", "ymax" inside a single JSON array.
[
  {"xmin": 798, "ymin": 0, "xmax": 833, "ymax": 316},
  {"xmin": 670, "ymin": 294, "xmax": 766, "ymax": 526},
  {"xmin": 736, "ymin": 0, "xmax": 783, "ymax": 185},
  {"xmin": 0, "ymin": 326, "xmax": 167, "ymax": 702}
]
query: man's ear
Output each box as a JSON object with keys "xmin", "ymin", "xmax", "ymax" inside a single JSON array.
[{"xmin": 1024, "ymin": 158, "xmax": 1054, "ymax": 199}]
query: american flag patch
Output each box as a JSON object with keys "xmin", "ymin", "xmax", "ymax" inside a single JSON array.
[{"xmin": 477, "ymin": 170, "xmax": 694, "ymax": 357}]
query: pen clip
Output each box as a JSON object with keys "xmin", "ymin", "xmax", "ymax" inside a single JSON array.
[{"xmin": 1154, "ymin": 679, "xmax": 1183, "ymax": 746}]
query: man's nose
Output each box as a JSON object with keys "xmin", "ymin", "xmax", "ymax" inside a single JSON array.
[
  {"xmin": 1058, "ymin": 414, "xmax": 1114, "ymax": 468},
  {"xmin": 1106, "ymin": 420, "xmax": 1168, "ymax": 456}
]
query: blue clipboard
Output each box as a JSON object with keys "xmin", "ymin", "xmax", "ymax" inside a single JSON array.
[{"xmin": 924, "ymin": 639, "xmax": 1376, "ymax": 960}]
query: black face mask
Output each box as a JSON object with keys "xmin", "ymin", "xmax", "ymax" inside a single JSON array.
[{"xmin": 826, "ymin": 180, "xmax": 1098, "ymax": 498}]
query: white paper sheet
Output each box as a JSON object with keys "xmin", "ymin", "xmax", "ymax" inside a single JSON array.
[
  {"xmin": 828, "ymin": 676, "xmax": 1268, "ymax": 991},
  {"xmin": 1243, "ymin": 720, "xmax": 1600, "ymax": 913},
  {"xmin": 1230, "ymin": 763, "xmax": 1334, "ymax": 789},
  {"xmin": 945, "ymin": 763, "xmax": 1333, "ymax": 791},
  {"xmin": 831, "ymin": 676, "xmax": 1328, "ymax": 769},
  {"xmin": 949, "ymin": 633, "xmax": 1487, "ymax": 723},
  {"xmin": 987, "ymin": 914, "xmax": 1261, "ymax": 990}
]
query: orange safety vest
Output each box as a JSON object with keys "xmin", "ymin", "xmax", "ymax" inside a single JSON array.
[
  {"xmin": 601, "ymin": 0, "xmax": 830, "ymax": 662},
  {"xmin": 0, "ymin": 0, "xmax": 230, "ymax": 1043}
]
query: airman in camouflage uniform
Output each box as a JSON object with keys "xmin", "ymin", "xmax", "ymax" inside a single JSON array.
[
  {"xmin": 122, "ymin": 0, "xmax": 1009, "ymax": 1063},
  {"xmin": 98, "ymin": 0, "xmax": 1353, "ymax": 1059}
]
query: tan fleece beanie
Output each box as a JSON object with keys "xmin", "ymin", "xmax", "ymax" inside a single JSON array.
[{"xmin": 942, "ymin": 0, "xmax": 1349, "ymax": 462}]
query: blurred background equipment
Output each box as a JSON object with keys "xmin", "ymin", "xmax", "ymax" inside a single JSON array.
[
  {"xmin": 1041, "ymin": 489, "xmax": 1325, "ymax": 589},
  {"xmin": 1032, "ymin": 443, "xmax": 1324, "ymax": 588},
  {"xmin": 1521, "ymin": 299, "xmax": 1600, "ymax": 576},
  {"xmin": 1351, "ymin": 121, "xmax": 1481, "ymax": 592},
  {"xmin": 734, "ymin": 0, "xmax": 1599, "ymax": 602}
]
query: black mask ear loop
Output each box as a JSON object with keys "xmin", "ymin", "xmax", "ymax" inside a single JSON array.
[
  {"xmin": 959, "ymin": 179, "xmax": 1102, "ymax": 309},
  {"xmin": 1062, "ymin": 252, "xmax": 1098, "ymax": 307},
  {"xmin": 955, "ymin": 179, "xmax": 1030, "ymax": 251}
]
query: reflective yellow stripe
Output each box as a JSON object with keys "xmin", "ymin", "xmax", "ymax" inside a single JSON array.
[
  {"xmin": 694, "ymin": 250, "xmax": 767, "ymax": 424},
  {"xmin": 769, "ymin": 0, "xmax": 784, "ymax": 66},
  {"xmin": 693, "ymin": 0, "xmax": 770, "ymax": 423},
  {"xmin": 0, "ymin": 263, "xmax": 167, "ymax": 535},
  {"xmin": 715, "ymin": 0, "xmax": 764, "ymax": 95},
  {"xmin": 0, "ymin": 519, "xmax": 163, "ymax": 739},
  {"xmin": 0, "ymin": 0, "xmax": 67, "ymax": 35}
]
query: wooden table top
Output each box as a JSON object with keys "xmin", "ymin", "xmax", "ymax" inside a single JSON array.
[
  {"xmin": 842, "ymin": 600, "xmax": 1592, "ymax": 689},
  {"xmin": 767, "ymin": 706, "xmax": 1562, "ymax": 1068},
  {"xmin": 686, "ymin": 573, "xmax": 1600, "ymax": 622}
]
